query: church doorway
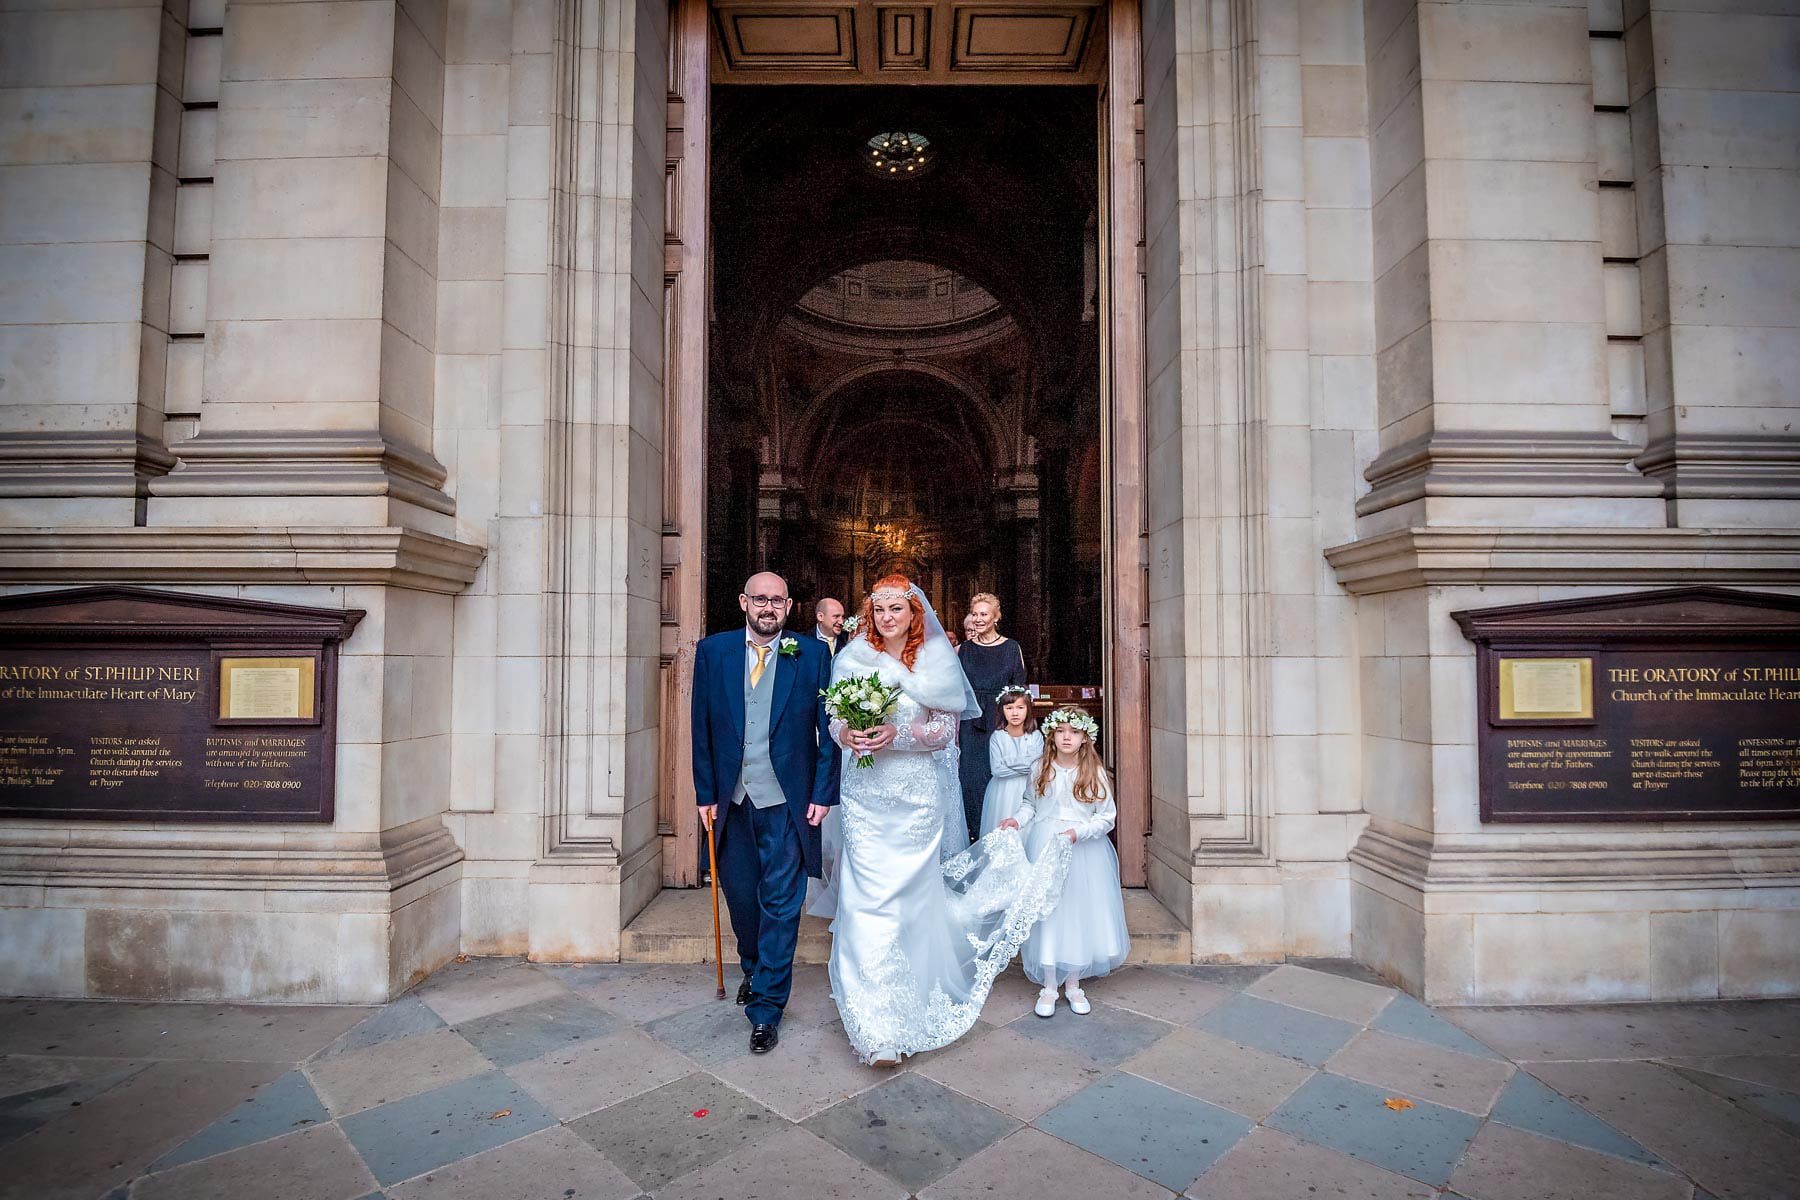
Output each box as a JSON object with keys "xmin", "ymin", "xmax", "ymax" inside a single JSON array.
[
  {"xmin": 660, "ymin": 0, "xmax": 1147, "ymax": 891},
  {"xmin": 704, "ymin": 87, "xmax": 1104, "ymax": 688}
]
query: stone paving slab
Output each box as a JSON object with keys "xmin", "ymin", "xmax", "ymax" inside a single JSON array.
[
  {"xmin": 1187, "ymin": 1127, "xmax": 1438, "ymax": 1200},
  {"xmin": 803, "ymin": 1072, "xmax": 1019, "ymax": 1192},
  {"xmin": 1446, "ymin": 1123, "xmax": 1692, "ymax": 1200},
  {"xmin": 1325, "ymin": 1029, "xmax": 1515, "ymax": 1116},
  {"xmin": 1, "ymin": 959, "xmax": 1796, "ymax": 1199},
  {"xmin": 1264, "ymin": 1072, "xmax": 1483, "ymax": 1187},
  {"xmin": 1120, "ymin": 1026, "xmax": 1313, "ymax": 1121},
  {"xmin": 1035, "ymin": 1070, "xmax": 1253, "ymax": 1192}
]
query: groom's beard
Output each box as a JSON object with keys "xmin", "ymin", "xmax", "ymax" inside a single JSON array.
[{"xmin": 748, "ymin": 611, "xmax": 784, "ymax": 637}]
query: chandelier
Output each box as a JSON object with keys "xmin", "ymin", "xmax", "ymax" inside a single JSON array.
[{"xmin": 865, "ymin": 132, "xmax": 932, "ymax": 178}]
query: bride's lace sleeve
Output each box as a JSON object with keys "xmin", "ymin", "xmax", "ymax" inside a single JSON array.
[{"xmin": 891, "ymin": 707, "xmax": 959, "ymax": 752}]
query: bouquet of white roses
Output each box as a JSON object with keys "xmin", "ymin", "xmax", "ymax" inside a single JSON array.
[{"xmin": 821, "ymin": 673, "xmax": 904, "ymax": 769}]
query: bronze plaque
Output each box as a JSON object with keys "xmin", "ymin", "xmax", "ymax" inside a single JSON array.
[
  {"xmin": 1456, "ymin": 588, "xmax": 1800, "ymax": 822},
  {"xmin": 0, "ymin": 588, "xmax": 362, "ymax": 823}
]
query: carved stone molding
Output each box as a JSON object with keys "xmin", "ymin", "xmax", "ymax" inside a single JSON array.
[
  {"xmin": 1325, "ymin": 527, "xmax": 1800, "ymax": 595},
  {"xmin": 1636, "ymin": 433, "xmax": 1800, "ymax": 499},
  {"xmin": 1357, "ymin": 430, "xmax": 1665, "ymax": 517},
  {"xmin": 0, "ymin": 527, "xmax": 486, "ymax": 594},
  {"xmin": 149, "ymin": 430, "xmax": 456, "ymax": 516},
  {"xmin": 0, "ymin": 431, "xmax": 174, "ymax": 498}
]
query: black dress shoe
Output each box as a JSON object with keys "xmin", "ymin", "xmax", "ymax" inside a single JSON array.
[
  {"xmin": 736, "ymin": 980, "xmax": 752, "ymax": 1006},
  {"xmin": 750, "ymin": 1023, "xmax": 779, "ymax": 1054}
]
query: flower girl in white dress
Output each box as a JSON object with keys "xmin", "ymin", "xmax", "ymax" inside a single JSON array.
[
  {"xmin": 979, "ymin": 686, "xmax": 1044, "ymax": 838},
  {"xmin": 1000, "ymin": 707, "xmax": 1131, "ymax": 1017}
]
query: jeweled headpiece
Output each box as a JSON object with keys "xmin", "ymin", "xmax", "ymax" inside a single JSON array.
[
  {"xmin": 1041, "ymin": 707, "xmax": 1100, "ymax": 738},
  {"xmin": 871, "ymin": 586, "xmax": 909, "ymax": 602}
]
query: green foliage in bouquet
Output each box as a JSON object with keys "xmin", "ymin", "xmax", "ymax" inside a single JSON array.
[{"xmin": 821, "ymin": 673, "xmax": 904, "ymax": 768}]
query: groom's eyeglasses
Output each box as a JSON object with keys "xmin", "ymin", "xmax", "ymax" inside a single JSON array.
[{"xmin": 745, "ymin": 595, "xmax": 790, "ymax": 609}]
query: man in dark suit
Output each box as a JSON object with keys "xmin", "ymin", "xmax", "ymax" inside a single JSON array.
[
  {"xmin": 813, "ymin": 596, "xmax": 847, "ymax": 654},
  {"xmin": 692, "ymin": 571, "xmax": 839, "ymax": 1054}
]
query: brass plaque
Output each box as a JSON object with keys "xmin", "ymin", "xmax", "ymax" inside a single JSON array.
[
  {"xmin": 1498, "ymin": 657, "xmax": 1593, "ymax": 721},
  {"xmin": 219, "ymin": 657, "xmax": 316, "ymax": 721}
]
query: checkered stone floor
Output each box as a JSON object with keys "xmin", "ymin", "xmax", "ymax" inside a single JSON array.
[{"xmin": 2, "ymin": 957, "xmax": 1798, "ymax": 1199}]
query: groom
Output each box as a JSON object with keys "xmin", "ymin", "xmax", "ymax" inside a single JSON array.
[{"xmin": 691, "ymin": 571, "xmax": 839, "ymax": 1054}]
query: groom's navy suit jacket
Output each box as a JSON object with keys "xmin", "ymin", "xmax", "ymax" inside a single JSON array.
[{"xmin": 691, "ymin": 629, "xmax": 840, "ymax": 878}]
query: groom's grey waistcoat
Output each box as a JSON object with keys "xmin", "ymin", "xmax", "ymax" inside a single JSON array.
[{"xmin": 733, "ymin": 644, "xmax": 786, "ymax": 809}]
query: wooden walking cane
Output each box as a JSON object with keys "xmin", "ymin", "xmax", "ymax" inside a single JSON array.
[{"xmin": 706, "ymin": 812, "xmax": 725, "ymax": 1001}]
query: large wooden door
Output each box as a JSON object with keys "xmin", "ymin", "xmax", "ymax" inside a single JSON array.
[
  {"xmin": 658, "ymin": 0, "xmax": 711, "ymax": 886},
  {"xmin": 1101, "ymin": 0, "xmax": 1148, "ymax": 886},
  {"xmin": 658, "ymin": 0, "xmax": 1148, "ymax": 887}
]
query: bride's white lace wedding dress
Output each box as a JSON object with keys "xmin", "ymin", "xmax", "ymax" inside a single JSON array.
[{"xmin": 822, "ymin": 592, "xmax": 1070, "ymax": 1065}]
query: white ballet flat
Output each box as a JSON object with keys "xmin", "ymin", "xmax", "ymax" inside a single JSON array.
[
  {"xmin": 1066, "ymin": 988, "xmax": 1091, "ymax": 1015},
  {"xmin": 1034, "ymin": 987, "xmax": 1058, "ymax": 1018}
]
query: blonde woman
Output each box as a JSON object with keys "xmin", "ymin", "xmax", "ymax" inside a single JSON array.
[{"xmin": 955, "ymin": 592, "xmax": 1025, "ymax": 839}]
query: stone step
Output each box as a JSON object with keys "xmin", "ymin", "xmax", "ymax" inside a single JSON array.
[{"xmin": 620, "ymin": 886, "xmax": 1191, "ymax": 965}]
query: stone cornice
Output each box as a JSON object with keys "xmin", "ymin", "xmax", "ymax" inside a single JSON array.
[
  {"xmin": 0, "ymin": 527, "xmax": 486, "ymax": 594},
  {"xmin": 1325, "ymin": 527, "xmax": 1800, "ymax": 595}
]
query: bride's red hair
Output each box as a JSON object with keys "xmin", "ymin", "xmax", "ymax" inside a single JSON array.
[{"xmin": 861, "ymin": 574, "xmax": 926, "ymax": 669}]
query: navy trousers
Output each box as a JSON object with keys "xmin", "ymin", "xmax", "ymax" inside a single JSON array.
[{"xmin": 715, "ymin": 797, "xmax": 804, "ymax": 1027}]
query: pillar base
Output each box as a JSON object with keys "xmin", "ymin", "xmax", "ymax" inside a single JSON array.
[
  {"xmin": 1351, "ymin": 824, "xmax": 1800, "ymax": 1004},
  {"xmin": 0, "ymin": 821, "xmax": 463, "ymax": 1003}
]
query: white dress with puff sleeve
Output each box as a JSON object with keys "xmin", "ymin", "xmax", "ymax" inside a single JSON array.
[{"xmin": 1016, "ymin": 764, "xmax": 1131, "ymax": 985}]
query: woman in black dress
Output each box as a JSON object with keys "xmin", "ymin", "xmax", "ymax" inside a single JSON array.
[{"xmin": 956, "ymin": 592, "xmax": 1027, "ymax": 839}]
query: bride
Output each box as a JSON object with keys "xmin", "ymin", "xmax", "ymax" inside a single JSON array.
[{"xmin": 822, "ymin": 574, "xmax": 1069, "ymax": 1066}]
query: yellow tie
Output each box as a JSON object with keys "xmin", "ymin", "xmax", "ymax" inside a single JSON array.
[{"xmin": 750, "ymin": 643, "xmax": 770, "ymax": 687}]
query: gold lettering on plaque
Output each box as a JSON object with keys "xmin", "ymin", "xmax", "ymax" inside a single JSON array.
[
  {"xmin": 1499, "ymin": 657, "xmax": 1593, "ymax": 721},
  {"xmin": 219, "ymin": 657, "xmax": 315, "ymax": 720}
]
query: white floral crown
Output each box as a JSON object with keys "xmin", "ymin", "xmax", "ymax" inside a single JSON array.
[
  {"xmin": 995, "ymin": 684, "xmax": 1032, "ymax": 704},
  {"xmin": 1041, "ymin": 708, "xmax": 1100, "ymax": 738}
]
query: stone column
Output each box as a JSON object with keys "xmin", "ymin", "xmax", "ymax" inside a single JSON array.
[
  {"xmin": 1333, "ymin": 0, "xmax": 1800, "ymax": 1004},
  {"xmin": 0, "ymin": 2, "xmax": 180, "ymax": 524},
  {"xmin": 526, "ymin": 0, "xmax": 669, "ymax": 961},
  {"xmin": 147, "ymin": 0, "xmax": 454, "ymax": 533},
  {"xmin": 1628, "ymin": 0, "xmax": 1800, "ymax": 527},
  {"xmin": 0, "ymin": 0, "xmax": 481, "ymax": 1005},
  {"xmin": 1358, "ymin": 0, "xmax": 1664, "ymax": 532}
]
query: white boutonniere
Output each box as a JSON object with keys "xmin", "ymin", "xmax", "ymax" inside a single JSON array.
[
  {"xmin": 841, "ymin": 616, "xmax": 860, "ymax": 635},
  {"xmin": 777, "ymin": 636, "xmax": 799, "ymax": 657}
]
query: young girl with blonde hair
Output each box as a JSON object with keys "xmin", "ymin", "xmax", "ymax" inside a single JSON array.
[{"xmin": 1000, "ymin": 707, "xmax": 1130, "ymax": 1017}]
